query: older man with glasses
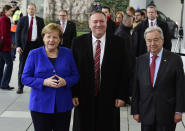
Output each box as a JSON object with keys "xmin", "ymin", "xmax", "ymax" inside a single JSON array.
[{"xmin": 56, "ymin": 10, "xmax": 76, "ymax": 48}]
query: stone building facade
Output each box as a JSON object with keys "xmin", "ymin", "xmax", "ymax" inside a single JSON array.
[{"xmin": 0, "ymin": 0, "xmax": 93, "ymax": 22}]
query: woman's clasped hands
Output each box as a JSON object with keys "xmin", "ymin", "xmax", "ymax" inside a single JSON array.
[{"xmin": 43, "ymin": 75, "xmax": 67, "ymax": 88}]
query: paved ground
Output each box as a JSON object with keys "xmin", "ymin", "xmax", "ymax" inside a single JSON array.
[{"xmin": 0, "ymin": 39, "xmax": 185, "ymax": 131}]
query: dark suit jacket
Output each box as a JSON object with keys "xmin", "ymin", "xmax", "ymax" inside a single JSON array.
[
  {"xmin": 15, "ymin": 15, "xmax": 45, "ymax": 50},
  {"xmin": 132, "ymin": 18, "xmax": 172, "ymax": 57},
  {"xmin": 114, "ymin": 23, "xmax": 136, "ymax": 97},
  {"xmin": 71, "ymin": 32, "xmax": 129, "ymax": 131},
  {"xmin": 56, "ymin": 20, "xmax": 76, "ymax": 48},
  {"xmin": 131, "ymin": 49, "xmax": 185, "ymax": 125}
]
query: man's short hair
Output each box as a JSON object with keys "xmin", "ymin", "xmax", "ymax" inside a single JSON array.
[
  {"xmin": 89, "ymin": 10, "xmax": 106, "ymax": 20},
  {"xmin": 102, "ymin": 6, "xmax": 111, "ymax": 13},
  {"xmin": 147, "ymin": 5, "xmax": 157, "ymax": 12},
  {"xmin": 147, "ymin": 1, "xmax": 156, "ymax": 8},
  {"xmin": 144, "ymin": 26, "xmax": 164, "ymax": 40},
  {"xmin": 28, "ymin": 3, "xmax": 36, "ymax": 9},
  {"xmin": 59, "ymin": 10, "xmax": 68, "ymax": 15},
  {"xmin": 135, "ymin": 10, "xmax": 142, "ymax": 15}
]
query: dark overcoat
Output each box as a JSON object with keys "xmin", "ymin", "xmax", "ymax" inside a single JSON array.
[{"xmin": 71, "ymin": 32, "xmax": 129, "ymax": 131}]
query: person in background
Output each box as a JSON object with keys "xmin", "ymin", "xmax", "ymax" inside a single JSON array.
[
  {"xmin": 10, "ymin": 0, "xmax": 23, "ymax": 61},
  {"xmin": 16, "ymin": 3, "xmax": 45, "ymax": 94},
  {"xmin": 140, "ymin": 9, "xmax": 147, "ymax": 20},
  {"xmin": 56, "ymin": 10, "xmax": 76, "ymax": 48},
  {"xmin": 126, "ymin": 6, "xmax": 135, "ymax": 17},
  {"xmin": 131, "ymin": 26, "xmax": 185, "ymax": 131},
  {"xmin": 21, "ymin": 23, "xmax": 79, "ymax": 131},
  {"xmin": 115, "ymin": 14, "xmax": 135, "ymax": 104},
  {"xmin": 132, "ymin": 5, "xmax": 172, "ymax": 57},
  {"xmin": 91, "ymin": 0, "xmax": 102, "ymax": 12},
  {"xmin": 132, "ymin": 10, "xmax": 143, "ymax": 31},
  {"xmin": 102, "ymin": 6, "xmax": 116, "ymax": 35},
  {"xmin": 0, "ymin": 5, "xmax": 14, "ymax": 90},
  {"xmin": 114, "ymin": 11, "xmax": 124, "ymax": 28},
  {"xmin": 72, "ymin": 10, "xmax": 129, "ymax": 131},
  {"xmin": 115, "ymin": 14, "xmax": 133, "ymax": 41}
]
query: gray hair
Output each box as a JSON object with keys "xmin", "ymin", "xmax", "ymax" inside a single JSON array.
[
  {"xmin": 144, "ymin": 26, "xmax": 164, "ymax": 40},
  {"xmin": 122, "ymin": 14, "xmax": 132, "ymax": 23}
]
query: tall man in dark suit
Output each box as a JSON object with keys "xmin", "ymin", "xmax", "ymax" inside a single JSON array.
[
  {"xmin": 71, "ymin": 10, "xmax": 129, "ymax": 131},
  {"xmin": 132, "ymin": 5, "xmax": 172, "ymax": 57},
  {"xmin": 15, "ymin": 3, "xmax": 45, "ymax": 94},
  {"xmin": 131, "ymin": 26, "xmax": 185, "ymax": 131},
  {"xmin": 56, "ymin": 10, "xmax": 76, "ymax": 48}
]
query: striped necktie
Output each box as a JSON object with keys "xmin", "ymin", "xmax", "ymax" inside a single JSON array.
[{"xmin": 94, "ymin": 40, "xmax": 101, "ymax": 96}]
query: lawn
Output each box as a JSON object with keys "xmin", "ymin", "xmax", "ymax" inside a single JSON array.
[{"xmin": 77, "ymin": 32, "xmax": 89, "ymax": 36}]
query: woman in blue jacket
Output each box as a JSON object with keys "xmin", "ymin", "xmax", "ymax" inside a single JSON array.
[{"xmin": 21, "ymin": 23, "xmax": 79, "ymax": 131}]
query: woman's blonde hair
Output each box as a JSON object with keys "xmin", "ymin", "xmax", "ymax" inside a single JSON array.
[
  {"xmin": 116, "ymin": 11, "xmax": 124, "ymax": 18},
  {"xmin": 41, "ymin": 23, "xmax": 63, "ymax": 39}
]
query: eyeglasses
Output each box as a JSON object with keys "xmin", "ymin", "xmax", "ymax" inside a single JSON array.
[{"xmin": 59, "ymin": 15, "xmax": 67, "ymax": 17}]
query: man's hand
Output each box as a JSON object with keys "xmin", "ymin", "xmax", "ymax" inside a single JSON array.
[
  {"xmin": 133, "ymin": 114, "xmax": 141, "ymax": 123},
  {"xmin": 115, "ymin": 99, "xmax": 125, "ymax": 108},
  {"xmin": 16, "ymin": 47, "xmax": 23, "ymax": 54},
  {"xmin": 174, "ymin": 113, "xmax": 182, "ymax": 123},
  {"xmin": 72, "ymin": 97, "xmax": 79, "ymax": 107}
]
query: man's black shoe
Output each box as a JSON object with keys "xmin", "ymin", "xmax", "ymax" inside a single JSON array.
[
  {"xmin": 1, "ymin": 86, "xmax": 14, "ymax": 90},
  {"xmin": 16, "ymin": 88, "xmax": 23, "ymax": 94}
]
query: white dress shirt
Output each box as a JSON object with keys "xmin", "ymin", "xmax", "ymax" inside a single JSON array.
[
  {"xmin": 60, "ymin": 20, "xmax": 67, "ymax": 33},
  {"xmin": 149, "ymin": 48, "xmax": 163, "ymax": 87},
  {"xmin": 92, "ymin": 33, "xmax": 106, "ymax": 70},
  {"xmin": 148, "ymin": 18, "xmax": 157, "ymax": 27},
  {"xmin": 28, "ymin": 14, "xmax": 37, "ymax": 41}
]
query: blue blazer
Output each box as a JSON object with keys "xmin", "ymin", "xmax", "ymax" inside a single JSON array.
[{"xmin": 22, "ymin": 46, "xmax": 79, "ymax": 113}]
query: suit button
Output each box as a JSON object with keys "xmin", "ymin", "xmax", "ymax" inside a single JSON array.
[{"xmin": 53, "ymin": 70, "xmax": 55, "ymax": 72}]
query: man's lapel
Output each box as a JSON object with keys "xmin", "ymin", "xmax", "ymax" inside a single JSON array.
[
  {"xmin": 36, "ymin": 16, "xmax": 40, "ymax": 31},
  {"xmin": 64, "ymin": 21, "xmax": 69, "ymax": 33},
  {"xmin": 101, "ymin": 33, "xmax": 111, "ymax": 71},
  {"xmin": 26, "ymin": 16, "xmax": 29, "ymax": 30},
  {"xmin": 144, "ymin": 53, "xmax": 151, "ymax": 87},
  {"xmin": 87, "ymin": 33, "xmax": 94, "ymax": 64}
]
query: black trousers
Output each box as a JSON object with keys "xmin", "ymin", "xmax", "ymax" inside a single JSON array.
[
  {"xmin": 31, "ymin": 110, "xmax": 71, "ymax": 131},
  {"xmin": 141, "ymin": 123, "xmax": 176, "ymax": 131},
  {"xmin": 18, "ymin": 41, "xmax": 39, "ymax": 89}
]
